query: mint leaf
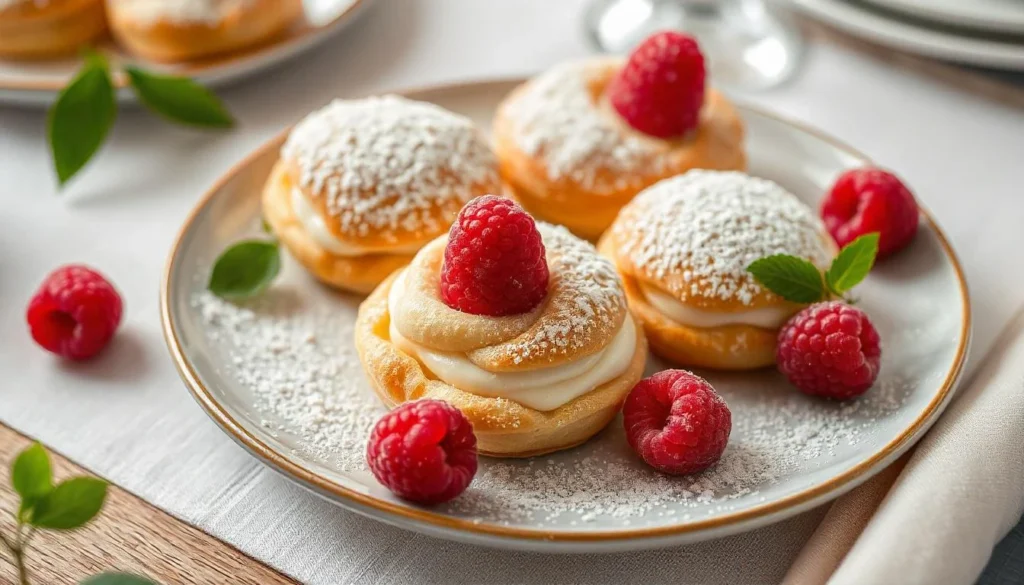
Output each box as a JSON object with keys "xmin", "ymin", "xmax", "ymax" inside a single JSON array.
[
  {"xmin": 208, "ymin": 240, "xmax": 280, "ymax": 300},
  {"xmin": 125, "ymin": 67, "xmax": 234, "ymax": 128},
  {"xmin": 30, "ymin": 477, "xmax": 108, "ymax": 530},
  {"xmin": 48, "ymin": 51, "xmax": 117, "ymax": 186},
  {"xmin": 261, "ymin": 218, "xmax": 272, "ymax": 234},
  {"xmin": 826, "ymin": 233, "xmax": 879, "ymax": 295},
  {"xmin": 81, "ymin": 573, "xmax": 160, "ymax": 585},
  {"xmin": 12, "ymin": 443, "xmax": 53, "ymax": 508},
  {"xmin": 747, "ymin": 255, "xmax": 825, "ymax": 303}
]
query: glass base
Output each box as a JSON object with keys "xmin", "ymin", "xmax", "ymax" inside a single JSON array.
[{"xmin": 584, "ymin": 0, "xmax": 804, "ymax": 91}]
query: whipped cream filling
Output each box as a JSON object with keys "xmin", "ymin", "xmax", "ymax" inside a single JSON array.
[
  {"xmin": 387, "ymin": 272, "xmax": 637, "ymax": 411},
  {"xmin": 290, "ymin": 188, "xmax": 426, "ymax": 257},
  {"xmin": 640, "ymin": 283, "xmax": 791, "ymax": 330}
]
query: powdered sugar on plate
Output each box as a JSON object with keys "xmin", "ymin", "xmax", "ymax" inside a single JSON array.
[{"xmin": 192, "ymin": 260, "xmax": 909, "ymax": 527}]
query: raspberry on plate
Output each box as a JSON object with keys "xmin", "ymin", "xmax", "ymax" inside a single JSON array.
[
  {"xmin": 26, "ymin": 265, "xmax": 123, "ymax": 360},
  {"xmin": 623, "ymin": 370, "xmax": 731, "ymax": 475},
  {"xmin": 607, "ymin": 31, "xmax": 706, "ymax": 138},
  {"xmin": 440, "ymin": 195, "xmax": 549, "ymax": 316},
  {"xmin": 777, "ymin": 301, "xmax": 881, "ymax": 400},
  {"xmin": 821, "ymin": 168, "xmax": 919, "ymax": 258},
  {"xmin": 366, "ymin": 399, "xmax": 478, "ymax": 505}
]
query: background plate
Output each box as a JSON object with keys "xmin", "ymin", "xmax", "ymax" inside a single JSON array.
[
  {"xmin": 859, "ymin": 0, "xmax": 1024, "ymax": 35},
  {"xmin": 162, "ymin": 80, "xmax": 969, "ymax": 553},
  {"xmin": 0, "ymin": 0, "xmax": 373, "ymax": 106},
  {"xmin": 789, "ymin": 0, "xmax": 1024, "ymax": 71}
]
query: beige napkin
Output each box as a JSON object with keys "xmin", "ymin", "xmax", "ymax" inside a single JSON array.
[{"xmin": 783, "ymin": 307, "xmax": 1024, "ymax": 585}]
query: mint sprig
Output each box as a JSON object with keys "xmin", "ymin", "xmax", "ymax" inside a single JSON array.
[
  {"xmin": 208, "ymin": 239, "xmax": 281, "ymax": 300},
  {"xmin": 3, "ymin": 444, "xmax": 160, "ymax": 585},
  {"xmin": 47, "ymin": 51, "xmax": 235, "ymax": 188},
  {"xmin": 746, "ymin": 233, "xmax": 880, "ymax": 304}
]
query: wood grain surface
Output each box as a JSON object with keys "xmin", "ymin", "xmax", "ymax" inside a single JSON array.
[{"xmin": 0, "ymin": 424, "xmax": 297, "ymax": 585}]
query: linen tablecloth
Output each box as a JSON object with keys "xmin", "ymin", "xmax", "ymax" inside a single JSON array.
[{"xmin": 1, "ymin": 1, "xmax": 1023, "ymax": 583}]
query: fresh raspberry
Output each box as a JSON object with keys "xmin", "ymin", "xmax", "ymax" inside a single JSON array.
[
  {"xmin": 607, "ymin": 31, "xmax": 706, "ymax": 138},
  {"xmin": 366, "ymin": 399, "xmax": 478, "ymax": 505},
  {"xmin": 821, "ymin": 168, "xmax": 919, "ymax": 258},
  {"xmin": 26, "ymin": 265, "xmax": 123, "ymax": 360},
  {"xmin": 777, "ymin": 302, "xmax": 881, "ymax": 400},
  {"xmin": 623, "ymin": 370, "xmax": 731, "ymax": 475},
  {"xmin": 440, "ymin": 195, "xmax": 549, "ymax": 316}
]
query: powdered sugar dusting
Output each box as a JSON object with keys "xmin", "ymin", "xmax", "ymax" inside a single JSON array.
[
  {"xmin": 192, "ymin": 265, "xmax": 911, "ymax": 527},
  {"xmin": 113, "ymin": 0, "xmax": 254, "ymax": 25},
  {"xmin": 282, "ymin": 95, "xmax": 500, "ymax": 240},
  {"xmin": 614, "ymin": 170, "xmax": 833, "ymax": 304},
  {"xmin": 504, "ymin": 59, "xmax": 665, "ymax": 190},
  {"xmin": 508, "ymin": 224, "xmax": 626, "ymax": 364}
]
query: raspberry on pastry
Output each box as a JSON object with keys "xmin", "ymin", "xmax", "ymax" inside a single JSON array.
[
  {"xmin": 598, "ymin": 170, "xmax": 836, "ymax": 370},
  {"xmin": 623, "ymin": 370, "xmax": 731, "ymax": 475},
  {"xmin": 355, "ymin": 214, "xmax": 648, "ymax": 458},
  {"xmin": 262, "ymin": 95, "xmax": 504, "ymax": 294},
  {"xmin": 821, "ymin": 168, "xmax": 919, "ymax": 258},
  {"xmin": 440, "ymin": 195, "xmax": 549, "ymax": 317},
  {"xmin": 777, "ymin": 301, "xmax": 881, "ymax": 400},
  {"xmin": 492, "ymin": 33, "xmax": 745, "ymax": 241},
  {"xmin": 106, "ymin": 0, "xmax": 304, "ymax": 63},
  {"xmin": 0, "ymin": 0, "xmax": 107, "ymax": 59},
  {"xmin": 607, "ymin": 31, "xmax": 706, "ymax": 138}
]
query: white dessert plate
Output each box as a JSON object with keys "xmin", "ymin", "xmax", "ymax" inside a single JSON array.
[
  {"xmin": 789, "ymin": 0, "xmax": 1024, "ymax": 71},
  {"xmin": 161, "ymin": 79, "xmax": 970, "ymax": 553},
  {"xmin": 0, "ymin": 0, "xmax": 374, "ymax": 106},
  {"xmin": 859, "ymin": 0, "xmax": 1024, "ymax": 35}
]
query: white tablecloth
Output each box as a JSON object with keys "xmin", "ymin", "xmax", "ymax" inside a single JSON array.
[{"xmin": 1, "ymin": 1, "xmax": 1022, "ymax": 583}]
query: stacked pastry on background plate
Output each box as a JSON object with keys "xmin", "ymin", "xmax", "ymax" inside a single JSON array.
[{"xmin": 0, "ymin": 0, "xmax": 302, "ymax": 61}]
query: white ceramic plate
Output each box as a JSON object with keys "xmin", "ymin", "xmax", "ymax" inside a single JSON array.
[
  {"xmin": 161, "ymin": 79, "xmax": 970, "ymax": 553},
  {"xmin": 789, "ymin": 0, "xmax": 1024, "ymax": 70},
  {"xmin": 859, "ymin": 0, "xmax": 1024, "ymax": 35},
  {"xmin": 0, "ymin": 0, "xmax": 373, "ymax": 106}
]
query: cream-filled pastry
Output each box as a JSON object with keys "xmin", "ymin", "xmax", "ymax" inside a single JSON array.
[
  {"xmin": 493, "ymin": 34, "xmax": 745, "ymax": 241},
  {"xmin": 355, "ymin": 197, "xmax": 647, "ymax": 457},
  {"xmin": 263, "ymin": 95, "xmax": 504, "ymax": 294},
  {"xmin": 598, "ymin": 170, "xmax": 836, "ymax": 370},
  {"xmin": 105, "ymin": 0, "xmax": 302, "ymax": 62},
  {"xmin": 0, "ymin": 0, "xmax": 107, "ymax": 59}
]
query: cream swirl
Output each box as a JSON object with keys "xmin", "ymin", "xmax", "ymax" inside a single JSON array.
[
  {"xmin": 640, "ymin": 283, "xmax": 792, "ymax": 329},
  {"xmin": 387, "ymin": 270, "xmax": 637, "ymax": 411},
  {"xmin": 290, "ymin": 188, "xmax": 425, "ymax": 257}
]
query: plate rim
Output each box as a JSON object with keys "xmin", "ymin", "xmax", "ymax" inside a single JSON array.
[
  {"xmin": 789, "ymin": 0, "xmax": 1024, "ymax": 70},
  {"xmin": 160, "ymin": 77, "xmax": 972, "ymax": 544},
  {"xmin": 0, "ymin": 0, "xmax": 370, "ymax": 93},
  {"xmin": 857, "ymin": 0, "xmax": 1024, "ymax": 35}
]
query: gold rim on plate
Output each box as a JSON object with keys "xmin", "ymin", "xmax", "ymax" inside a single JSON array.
[
  {"xmin": 0, "ymin": 0, "xmax": 367, "ymax": 92},
  {"xmin": 160, "ymin": 79, "xmax": 971, "ymax": 544}
]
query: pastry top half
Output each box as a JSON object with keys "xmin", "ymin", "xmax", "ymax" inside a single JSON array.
[
  {"xmin": 279, "ymin": 95, "xmax": 503, "ymax": 256},
  {"xmin": 603, "ymin": 170, "xmax": 835, "ymax": 326},
  {"xmin": 105, "ymin": 0, "xmax": 255, "ymax": 27},
  {"xmin": 1, "ymin": 0, "xmax": 94, "ymax": 18},
  {"xmin": 385, "ymin": 223, "xmax": 637, "ymax": 411},
  {"xmin": 494, "ymin": 57, "xmax": 745, "ymax": 199}
]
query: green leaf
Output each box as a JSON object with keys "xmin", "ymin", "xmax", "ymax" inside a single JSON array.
[
  {"xmin": 208, "ymin": 240, "xmax": 281, "ymax": 300},
  {"xmin": 261, "ymin": 218, "xmax": 272, "ymax": 234},
  {"xmin": 48, "ymin": 51, "xmax": 117, "ymax": 186},
  {"xmin": 30, "ymin": 477, "xmax": 108, "ymax": 530},
  {"xmin": 81, "ymin": 573, "xmax": 160, "ymax": 585},
  {"xmin": 125, "ymin": 66, "xmax": 234, "ymax": 128},
  {"xmin": 825, "ymin": 233, "xmax": 880, "ymax": 296},
  {"xmin": 747, "ymin": 254, "xmax": 825, "ymax": 304},
  {"xmin": 11, "ymin": 443, "xmax": 53, "ymax": 505}
]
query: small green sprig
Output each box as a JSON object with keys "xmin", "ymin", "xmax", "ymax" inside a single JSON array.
[
  {"xmin": 208, "ymin": 217, "xmax": 281, "ymax": 300},
  {"xmin": 2, "ymin": 443, "xmax": 158, "ymax": 585},
  {"xmin": 48, "ymin": 50, "xmax": 235, "ymax": 187},
  {"xmin": 747, "ymin": 233, "xmax": 880, "ymax": 303}
]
